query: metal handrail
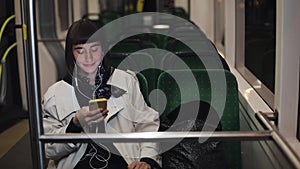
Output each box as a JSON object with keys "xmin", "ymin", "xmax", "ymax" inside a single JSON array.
[
  {"xmin": 23, "ymin": 0, "xmax": 45, "ymax": 168},
  {"xmin": 256, "ymin": 111, "xmax": 300, "ymax": 169},
  {"xmin": 0, "ymin": 15, "xmax": 16, "ymax": 43},
  {"xmin": 40, "ymin": 131, "xmax": 272, "ymax": 143}
]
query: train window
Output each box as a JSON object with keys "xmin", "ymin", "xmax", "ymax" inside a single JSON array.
[
  {"xmin": 214, "ymin": 0, "xmax": 225, "ymax": 54},
  {"xmin": 236, "ymin": 0, "xmax": 276, "ymax": 108},
  {"xmin": 57, "ymin": 0, "xmax": 69, "ymax": 31}
]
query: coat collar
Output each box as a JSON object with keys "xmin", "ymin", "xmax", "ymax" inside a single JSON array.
[{"xmin": 107, "ymin": 69, "xmax": 130, "ymax": 93}]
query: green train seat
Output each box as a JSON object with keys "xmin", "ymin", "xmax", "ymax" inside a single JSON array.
[
  {"xmin": 135, "ymin": 72, "xmax": 150, "ymax": 106},
  {"xmin": 100, "ymin": 11, "xmax": 120, "ymax": 25},
  {"xmin": 109, "ymin": 39, "xmax": 145, "ymax": 55},
  {"xmin": 156, "ymin": 69, "xmax": 241, "ymax": 168},
  {"xmin": 108, "ymin": 52, "xmax": 156, "ymax": 105}
]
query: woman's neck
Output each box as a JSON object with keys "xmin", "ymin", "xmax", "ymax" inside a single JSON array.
[
  {"xmin": 87, "ymin": 73, "xmax": 96, "ymax": 85},
  {"xmin": 77, "ymin": 69, "xmax": 97, "ymax": 85}
]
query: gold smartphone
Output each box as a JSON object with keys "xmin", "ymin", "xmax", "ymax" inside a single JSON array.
[{"xmin": 89, "ymin": 98, "xmax": 107, "ymax": 111}]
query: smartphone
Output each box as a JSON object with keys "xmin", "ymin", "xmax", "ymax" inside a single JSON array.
[{"xmin": 89, "ymin": 98, "xmax": 107, "ymax": 111}]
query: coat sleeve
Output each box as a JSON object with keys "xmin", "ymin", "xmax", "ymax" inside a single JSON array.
[
  {"xmin": 42, "ymin": 91, "xmax": 80, "ymax": 161},
  {"xmin": 126, "ymin": 71, "xmax": 162, "ymax": 166}
]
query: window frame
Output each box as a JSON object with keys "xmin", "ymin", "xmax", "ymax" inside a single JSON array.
[
  {"xmin": 214, "ymin": 0, "xmax": 225, "ymax": 54},
  {"xmin": 235, "ymin": 0, "xmax": 275, "ymax": 109}
]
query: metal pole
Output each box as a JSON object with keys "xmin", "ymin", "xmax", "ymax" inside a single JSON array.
[
  {"xmin": 23, "ymin": 0, "xmax": 45, "ymax": 168},
  {"xmin": 39, "ymin": 131, "xmax": 272, "ymax": 143}
]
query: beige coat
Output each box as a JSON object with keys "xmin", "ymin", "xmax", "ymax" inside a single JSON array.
[{"xmin": 43, "ymin": 69, "xmax": 161, "ymax": 169}]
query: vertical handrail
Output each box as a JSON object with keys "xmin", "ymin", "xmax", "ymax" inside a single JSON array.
[{"xmin": 22, "ymin": 0, "xmax": 45, "ymax": 168}]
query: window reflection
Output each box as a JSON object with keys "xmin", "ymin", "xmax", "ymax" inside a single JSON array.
[{"xmin": 244, "ymin": 0, "xmax": 276, "ymax": 92}]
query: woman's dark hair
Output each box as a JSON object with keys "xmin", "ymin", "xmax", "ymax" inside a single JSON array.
[{"xmin": 65, "ymin": 19, "xmax": 109, "ymax": 76}]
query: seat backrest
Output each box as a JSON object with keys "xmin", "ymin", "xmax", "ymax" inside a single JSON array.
[
  {"xmin": 156, "ymin": 69, "xmax": 241, "ymax": 168},
  {"xmin": 156, "ymin": 69, "xmax": 239, "ymax": 131},
  {"xmin": 109, "ymin": 39, "xmax": 145, "ymax": 55},
  {"xmin": 109, "ymin": 51, "xmax": 153, "ymax": 70},
  {"xmin": 135, "ymin": 72, "xmax": 150, "ymax": 106},
  {"xmin": 108, "ymin": 52, "xmax": 156, "ymax": 105},
  {"xmin": 159, "ymin": 101, "xmax": 228, "ymax": 169},
  {"xmin": 100, "ymin": 11, "xmax": 120, "ymax": 25},
  {"xmin": 160, "ymin": 52, "xmax": 228, "ymax": 70},
  {"xmin": 172, "ymin": 7, "xmax": 189, "ymax": 20},
  {"xmin": 165, "ymin": 38, "xmax": 213, "ymax": 54}
]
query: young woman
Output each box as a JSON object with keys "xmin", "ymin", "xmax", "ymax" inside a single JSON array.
[{"xmin": 42, "ymin": 19, "xmax": 161, "ymax": 169}]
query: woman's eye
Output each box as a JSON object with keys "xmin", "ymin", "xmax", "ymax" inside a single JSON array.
[
  {"xmin": 91, "ymin": 46, "xmax": 100, "ymax": 52},
  {"xmin": 77, "ymin": 49, "xmax": 85, "ymax": 54}
]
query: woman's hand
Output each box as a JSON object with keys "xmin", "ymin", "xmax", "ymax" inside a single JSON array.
[
  {"xmin": 128, "ymin": 161, "xmax": 151, "ymax": 169},
  {"xmin": 73, "ymin": 106, "xmax": 109, "ymax": 127}
]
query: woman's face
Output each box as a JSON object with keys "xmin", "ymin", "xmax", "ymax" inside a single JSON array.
[{"xmin": 73, "ymin": 42, "xmax": 102, "ymax": 77}]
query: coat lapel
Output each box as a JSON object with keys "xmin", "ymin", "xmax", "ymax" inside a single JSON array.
[
  {"xmin": 104, "ymin": 96, "xmax": 125, "ymax": 124},
  {"xmin": 50, "ymin": 81, "xmax": 80, "ymax": 121}
]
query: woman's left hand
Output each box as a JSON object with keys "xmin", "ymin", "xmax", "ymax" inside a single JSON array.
[
  {"xmin": 128, "ymin": 161, "xmax": 151, "ymax": 169},
  {"xmin": 73, "ymin": 106, "xmax": 108, "ymax": 127}
]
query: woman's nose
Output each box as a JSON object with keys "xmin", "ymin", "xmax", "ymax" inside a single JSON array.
[{"xmin": 85, "ymin": 51, "xmax": 93, "ymax": 62}]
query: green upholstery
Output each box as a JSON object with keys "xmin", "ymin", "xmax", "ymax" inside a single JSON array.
[
  {"xmin": 109, "ymin": 52, "xmax": 157, "ymax": 105},
  {"xmin": 165, "ymin": 39, "xmax": 212, "ymax": 54},
  {"xmin": 162, "ymin": 38, "xmax": 230, "ymax": 70},
  {"xmin": 121, "ymin": 34, "xmax": 159, "ymax": 49},
  {"xmin": 172, "ymin": 7, "xmax": 189, "ymax": 20},
  {"xmin": 108, "ymin": 53, "xmax": 128, "ymax": 69},
  {"xmin": 109, "ymin": 51, "xmax": 159, "ymax": 96},
  {"xmin": 167, "ymin": 33, "xmax": 206, "ymax": 43},
  {"xmin": 156, "ymin": 69, "xmax": 241, "ymax": 168},
  {"xmin": 100, "ymin": 11, "xmax": 120, "ymax": 25},
  {"xmin": 141, "ymin": 40, "xmax": 158, "ymax": 48},
  {"xmin": 136, "ymin": 72, "xmax": 150, "ymax": 106},
  {"xmin": 157, "ymin": 69, "xmax": 239, "ymax": 130},
  {"xmin": 109, "ymin": 52, "xmax": 153, "ymax": 70},
  {"xmin": 150, "ymin": 34, "xmax": 169, "ymax": 49},
  {"xmin": 110, "ymin": 39, "xmax": 144, "ymax": 55},
  {"xmin": 161, "ymin": 52, "xmax": 226, "ymax": 70}
]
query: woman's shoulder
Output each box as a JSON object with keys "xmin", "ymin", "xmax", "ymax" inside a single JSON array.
[
  {"xmin": 43, "ymin": 80, "xmax": 73, "ymax": 99},
  {"xmin": 113, "ymin": 69, "xmax": 137, "ymax": 79},
  {"xmin": 42, "ymin": 80, "xmax": 80, "ymax": 120},
  {"xmin": 108, "ymin": 69, "xmax": 138, "ymax": 91},
  {"xmin": 47, "ymin": 80, "xmax": 72, "ymax": 92}
]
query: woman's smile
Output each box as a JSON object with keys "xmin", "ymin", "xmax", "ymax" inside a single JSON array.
[
  {"xmin": 83, "ymin": 63, "xmax": 96, "ymax": 67},
  {"xmin": 73, "ymin": 42, "xmax": 102, "ymax": 78}
]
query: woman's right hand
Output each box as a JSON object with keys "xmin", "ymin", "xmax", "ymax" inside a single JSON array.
[{"xmin": 73, "ymin": 106, "xmax": 109, "ymax": 127}]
